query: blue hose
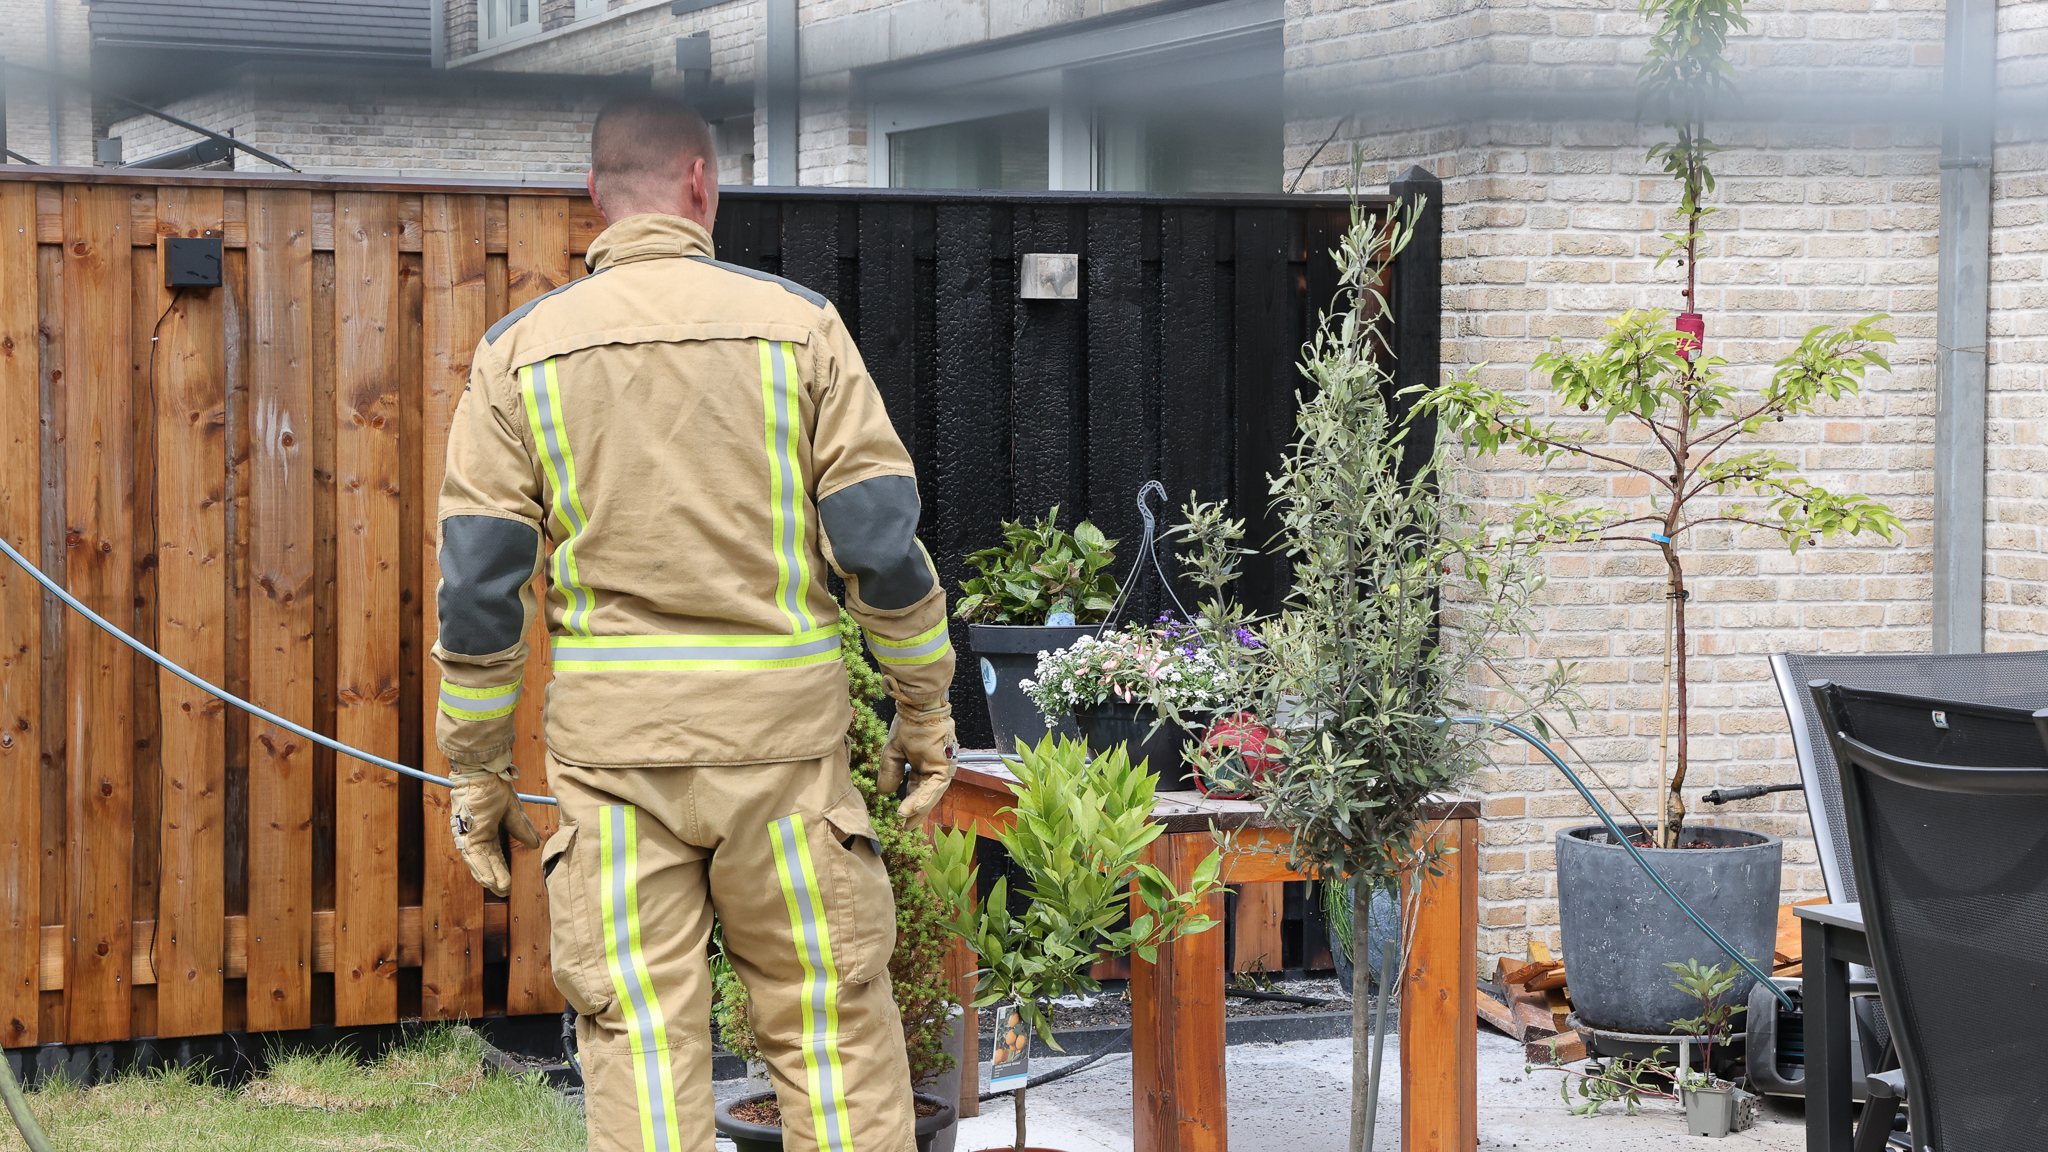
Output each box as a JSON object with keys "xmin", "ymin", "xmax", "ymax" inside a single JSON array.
[
  {"xmin": 1449, "ymin": 716, "xmax": 1795, "ymax": 1011},
  {"xmin": 0, "ymin": 532, "xmax": 557, "ymax": 807}
]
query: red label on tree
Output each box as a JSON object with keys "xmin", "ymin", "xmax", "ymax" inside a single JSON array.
[{"xmin": 1675, "ymin": 312, "xmax": 1705, "ymax": 361}]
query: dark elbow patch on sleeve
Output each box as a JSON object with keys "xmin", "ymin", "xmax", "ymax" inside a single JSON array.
[
  {"xmin": 819, "ymin": 474, "xmax": 934, "ymax": 611},
  {"xmin": 438, "ymin": 515, "xmax": 540, "ymax": 656}
]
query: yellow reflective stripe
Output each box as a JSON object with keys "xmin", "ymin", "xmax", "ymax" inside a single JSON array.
[
  {"xmin": 521, "ymin": 359, "xmax": 597, "ymax": 636},
  {"xmin": 599, "ymin": 806, "xmax": 679, "ymax": 1152},
  {"xmin": 770, "ymin": 815, "xmax": 854, "ymax": 1152},
  {"xmin": 761, "ymin": 339, "xmax": 816, "ymax": 634},
  {"xmin": 864, "ymin": 620, "xmax": 952, "ymax": 666},
  {"xmin": 551, "ymin": 626, "xmax": 844, "ymax": 672},
  {"xmin": 437, "ymin": 679, "xmax": 523, "ymax": 721}
]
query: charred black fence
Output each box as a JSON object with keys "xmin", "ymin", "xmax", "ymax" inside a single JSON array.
[{"xmin": 711, "ymin": 170, "xmax": 1443, "ymax": 746}]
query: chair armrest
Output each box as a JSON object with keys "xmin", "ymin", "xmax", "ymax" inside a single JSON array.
[{"xmin": 1865, "ymin": 1068, "xmax": 1907, "ymax": 1101}]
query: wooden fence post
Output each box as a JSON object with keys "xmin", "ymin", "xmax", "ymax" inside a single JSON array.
[{"xmin": 1401, "ymin": 810, "xmax": 1478, "ymax": 1152}]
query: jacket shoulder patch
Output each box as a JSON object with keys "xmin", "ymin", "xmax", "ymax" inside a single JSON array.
[
  {"xmin": 690, "ymin": 257, "xmax": 827, "ymax": 309},
  {"xmin": 484, "ymin": 267, "xmax": 609, "ymax": 345}
]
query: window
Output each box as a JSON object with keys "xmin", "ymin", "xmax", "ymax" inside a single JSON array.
[
  {"xmin": 480, "ymin": 0, "xmax": 540, "ymax": 46},
  {"xmin": 574, "ymin": 0, "xmax": 609, "ymax": 18},
  {"xmin": 1095, "ymin": 75, "xmax": 1281, "ymax": 194},
  {"xmin": 889, "ymin": 110, "xmax": 1049, "ymax": 191}
]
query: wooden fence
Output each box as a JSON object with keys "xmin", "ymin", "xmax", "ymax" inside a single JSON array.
[{"xmin": 0, "ymin": 167, "xmax": 1426, "ymax": 1048}]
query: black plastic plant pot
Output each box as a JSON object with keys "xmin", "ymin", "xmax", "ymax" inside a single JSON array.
[
  {"xmin": 967, "ymin": 624, "xmax": 1097, "ymax": 753},
  {"xmin": 1072, "ymin": 701, "xmax": 1199, "ymax": 792},
  {"xmin": 1556, "ymin": 823, "xmax": 1782, "ymax": 1036},
  {"xmin": 713, "ymin": 1092, "xmax": 958, "ymax": 1152}
]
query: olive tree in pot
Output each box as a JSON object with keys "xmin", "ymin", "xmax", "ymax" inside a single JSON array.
[
  {"xmin": 926, "ymin": 734, "xmax": 1224, "ymax": 1152},
  {"xmin": 713, "ymin": 613, "xmax": 963, "ymax": 1152},
  {"xmin": 954, "ymin": 510, "xmax": 1120, "ymax": 753},
  {"xmin": 1423, "ymin": 0, "xmax": 1902, "ymax": 1036},
  {"xmin": 1209, "ymin": 197, "xmax": 1568, "ymax": 1152}
]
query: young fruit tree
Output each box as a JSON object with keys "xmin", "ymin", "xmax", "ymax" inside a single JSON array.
[{"xmin": 1423, "ymin": 0, "xmax": 1903, "ymax": 848}]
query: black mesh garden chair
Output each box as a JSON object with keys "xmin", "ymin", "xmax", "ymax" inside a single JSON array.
[
  {"xmin": 1752, "ymin": 652, "xmax": 2048, "ymax": 1103},
  {"xmin": 1810, "ymin": 679, "xmax": 2048, "ymax": 1152}
]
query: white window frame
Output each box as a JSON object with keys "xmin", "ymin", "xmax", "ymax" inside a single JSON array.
[
  {"xmin": 574, "ymin": 0, "xmax": 609, "ymax": 19},
  {"xmin": 478, "ymin": 0, "xmax": 541, "ymax": 48},
  {"xmin": 863, "ymin": 0, "xmax": 1279, "ymax": 191},
  {"xmin": 871, "ymin": 96, "xmax": 1063, "ymax": 190}
]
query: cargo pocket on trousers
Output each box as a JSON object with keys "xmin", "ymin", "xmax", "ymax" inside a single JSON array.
[
  {"xmin": 819, "ymin": 791, "xmax": 896, "ymax": 987},
  {"xmin": 543, "ymin": 823, "xmax": 616, "ymax": 1018}
]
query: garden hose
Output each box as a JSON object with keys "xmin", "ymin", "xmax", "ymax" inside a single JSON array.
[
  {"xmin": 0, "ymin": 1054, "xmax": 55, "ymax": 1152},
  {"xmin": 1450, "ymin": 717, "xmax": 1796, "ymax": 1012},
  {"xmin": 0, "ymin": 532, "xmax": 557, "ymax": 807}
]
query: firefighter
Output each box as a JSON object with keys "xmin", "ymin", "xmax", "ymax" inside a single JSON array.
[{"xmin": 429, "ymin": 92, "xmax": 957, "ymax": 1152}]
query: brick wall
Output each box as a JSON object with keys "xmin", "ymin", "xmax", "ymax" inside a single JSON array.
[
  {"xmin": 1986, "ymin": 6, "xmax": 2048, "ymax": 650},
  {"xmin": 1280, "ymin": 0, "xmax": 2021, "ymax": 968},
  {"xmin": 1, "ymin": 0, "xmax": 93, "ymax": 167},
  {"xmin": 450, "ymin": 0, "xmax": 480, "ymax": 61},
  {"xmin": 107, "ymin": 73, "xmax": 610, "ymax": 177}
]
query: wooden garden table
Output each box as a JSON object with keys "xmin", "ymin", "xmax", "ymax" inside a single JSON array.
[{"xmin": 931, "ymin": 759, "xmax": 1479, "ymax": 1152}]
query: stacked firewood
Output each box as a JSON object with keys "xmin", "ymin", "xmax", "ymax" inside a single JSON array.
[{"xmin": 1477, "ymin": 940, "xmax": 1586, "ymax": 1065}]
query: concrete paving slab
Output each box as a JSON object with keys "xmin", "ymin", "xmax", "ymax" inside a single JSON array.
[{"xmin": 951, "ymin": 1029, "xmax": 1810, "ymax": 1151}]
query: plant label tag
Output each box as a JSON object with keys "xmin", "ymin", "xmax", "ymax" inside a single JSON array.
[
  {"xmin": 988, "ymin": 1002, "xmax": 1031, "ymax": 1092},
  {"xmin": 1046, "ymin": 610, "xmax": 1076, "ymax": 627},
  {"xmin": 981, "ymin": 657, "xmax": 998, "ymax": 696},
  {"xmin": 1931, "ymin": 710, "xmax": 1949, "ymax": 729}
]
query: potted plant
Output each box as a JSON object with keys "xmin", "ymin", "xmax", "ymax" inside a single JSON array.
[
  {"xmin": 713, "ymin": 612, "xmax": 963, "ymax": 1152},
  {"xmin": 954, "ymin": 509, "xmax": 1120, "ymax": 753},
  {"xmin": 1424, "ymin": 0, "xmax": 1902, "ymax": 1038},
  {"xmin": 1668, "ymin": 960, "xmax": 1747, "ymax": 1138},
  {"xmin": 1533, "ymin": 960, "xmax": 1752, "ymax": 1133},
  {"xmin": 1015, "ymin": 621, "xmax": 1228, "ymax": 792},
  {"xmin": 1223, "ymin": 192, "xmax": 1569, "ymax": 1152},
  {"xmin": 926, "ymin": 734, "xmax": 1224, "ymax": 1152}
]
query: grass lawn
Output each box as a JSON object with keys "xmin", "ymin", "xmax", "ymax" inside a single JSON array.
[{"xmin": 0, "ymin": 1027, "xmax": 586, "ymax": 1152}]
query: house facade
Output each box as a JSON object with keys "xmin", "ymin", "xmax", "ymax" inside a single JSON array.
[{"xmin": 5, "ymin": 0, "xmax": 2045, "ymax": 967}]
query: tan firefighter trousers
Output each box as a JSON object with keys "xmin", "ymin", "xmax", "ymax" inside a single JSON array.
[{"xmin": 544, "ymin": 747, "xmax": 914, "ymax": 1152}]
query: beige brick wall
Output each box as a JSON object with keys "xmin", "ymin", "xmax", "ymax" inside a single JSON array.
[
  {"xmin": 1986, "ymin": 7, "xmax": 2048, "ymax": 650},
  {"xmin": 1, "ymin": 0, "xmax": 93, "ymax": 167},
  {"xmin": 1278, "ymin": 0, "xmax": 2045, "ymax": 970},
  {"xmin": 108, "ymin": 74, "xmax": 609, "ymax": 177}
]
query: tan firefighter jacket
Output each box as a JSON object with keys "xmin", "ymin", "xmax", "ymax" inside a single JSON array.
[{"xmin": 431, "ymin": 213, "xmax": 954, "ymax": 769}]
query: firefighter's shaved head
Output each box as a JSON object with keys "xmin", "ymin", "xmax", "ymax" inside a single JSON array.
[{"xmin": 589, "ymin": 94, "xmax": 719, "ymax": 229}]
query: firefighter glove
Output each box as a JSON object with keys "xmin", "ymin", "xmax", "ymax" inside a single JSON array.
[
  {"xmin": 449, "ymin": 751, "xmax": 541, "ymax": 897},
  {"xmin": 880, "ymin": 687, "xmax": 957, "ymax": 822}
]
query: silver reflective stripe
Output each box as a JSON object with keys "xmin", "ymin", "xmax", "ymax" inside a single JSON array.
[
  {"xmin": 769, "ymin": 814, "xmax": 853, "ymax": 1152},
  {"xmin": 524, "ymin": 359, "xmax": 597, "ymax": 635},
  {"xmin": 437, "ymin": 683, "xmax": 521, "ymax": 720},
  {"xmin": 867, "ymin": 630, "xmax": 950, "ymax": 665},
  {"xmin": 600, "ymin": 805, "xmax": 679, "ymax": 1152},
  {"xmin": 763, "ymin": 340, "xmax": 816, "ymax": 633},
  {"xmin": 552, "ymin": 630, "xmax": 842, "ymax": 665}
]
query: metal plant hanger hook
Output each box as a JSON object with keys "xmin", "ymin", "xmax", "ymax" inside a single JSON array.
[{"xmin": 1101, "ymin": 480, "xmax": 1191, "ymax": 631}]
